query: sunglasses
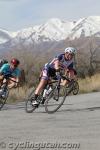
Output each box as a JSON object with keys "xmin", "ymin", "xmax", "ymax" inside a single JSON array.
[{"xmin": 11, "ymin": 63, "xmax": 18, "ymax": 68}]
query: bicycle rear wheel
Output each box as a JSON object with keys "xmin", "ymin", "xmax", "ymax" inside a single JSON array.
[
  {"xmin": 25, "ymin": 88, "xmax": 37, "ymax": 113},
  {"xmin": 45, "ymin": 85, "xmax": 66, "ymax": 114},
  {"xmin": 72, "ymin": 81, "xmax": 79, "ymax": 95}
]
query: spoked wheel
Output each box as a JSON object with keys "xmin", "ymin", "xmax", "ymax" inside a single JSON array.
[
  {"xmin": 25, "ymin": 88, "xmax": 38, "ymax": 113},
  {"xmin": 72, "ymin": 81, "xmax": 79, "ymax": 95},
  {"xmin": 45, "ymin": 85, "xmax": 66, "ymax": 114},
  {"xmin": 0, "ymin": 88, "xmax": 9, "ymax": 110}
]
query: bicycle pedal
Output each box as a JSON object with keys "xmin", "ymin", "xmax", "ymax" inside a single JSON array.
[
  {"xmin": 35, "ymin": 104, "xmax": 39, "ymax": 108},
  {"xmin": 53, "ymin": 97, "xmax": 59, "ymax": 101},
  {"xmin": 32, "ymin": 103, "xmax": 39, "ymax": 108},
  {"xmin": 41, "ymin": 99, "xmax": 45, "ymax": 104}
]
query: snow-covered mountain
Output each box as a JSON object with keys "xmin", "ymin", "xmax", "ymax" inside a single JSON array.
[
  {"xmin": 12, "ymin": 18, "xmax": 75, "ymax": 45},
  {"xmin": 0, "ymin": 29, "xmax": 17, "ymax": 44},
  {"xmin": 1, "ymin": 16, "xmax": 100, "ymax": 45},
  {"xmin": 69, "ymin": 16, "xmax": 100, "ymax": 39}
]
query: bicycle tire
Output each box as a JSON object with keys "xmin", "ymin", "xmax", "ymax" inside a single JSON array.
[
  {"xmin": 0, "ymin": 98, "xmax": 7, "ymax": 110},
  {"xmin": 72, "ymin": 81, "xmax": 79, "ymax": 95},
  {"xmin": 25, "ymin": 88, "xmax": 37, "ymax": 113},
  {"xmin": 45, "ymin": 85, "xmax": 67, "ymax": 114},
  {"xmin": 0, "ymin": 89, "xmax": 9, "ymax": 110}
]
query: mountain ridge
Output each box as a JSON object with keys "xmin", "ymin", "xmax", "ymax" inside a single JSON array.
[{"xmin": 0, "ymin": 16, "xmax": 100, "ymax": 45}]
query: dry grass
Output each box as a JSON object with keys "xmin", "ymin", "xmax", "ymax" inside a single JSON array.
[
  {"xmin": 79, "ymin": 73, "xmax": 100, "ymax": 93},
  {"xmin": 7, "ymin": 87, "xmax": 25, "ymax": 103},
  {"xmin": 7, "ymin": 85, "xmax": 34, "ymax": 103}
]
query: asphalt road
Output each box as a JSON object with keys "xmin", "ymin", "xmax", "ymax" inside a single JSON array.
[{"xmin": 0, "ymin": 92, "xmax": 100, "ymax": 150}]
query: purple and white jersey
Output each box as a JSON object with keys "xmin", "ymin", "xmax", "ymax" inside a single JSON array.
[{"xmin": 45, "ymin": 53, "xmax": 74, "ymax": 70}]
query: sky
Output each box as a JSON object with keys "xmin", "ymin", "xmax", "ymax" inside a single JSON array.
[{"xmin": 0, "ymin": 0, "xmax": 100, "ymax": 31}]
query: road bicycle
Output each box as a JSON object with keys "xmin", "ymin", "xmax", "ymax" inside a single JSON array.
[
  {"xmin": 0, "ymin": 74, "xmax": 17, "ymax": 110},
  {"xmin": 25, "ymin": 75, "xmax": 79, "ymax": 114}
]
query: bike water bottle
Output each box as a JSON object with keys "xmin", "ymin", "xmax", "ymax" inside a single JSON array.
[
  {"xmin": 46, "ymin": 86, "xmax": 52, "ymax": 95},
  {"xmin": 43, "ymin": 89, "xmax": 47, "ymax": 98}
]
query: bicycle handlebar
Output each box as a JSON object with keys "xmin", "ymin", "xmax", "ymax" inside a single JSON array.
[
  {"xmin": 56, "ymin": 71, "xmax": 72, "ymax": 82},
  {"xmin": 9, "ymin": 77, "xmax": 19, "ymax": 83},
  {"xmin": 2, "ymin": 73, "xmax": 19, "ymax": 84},
  {"xmin": 61, "ymin": 74, "xmax": 71, "ymax": 82}
]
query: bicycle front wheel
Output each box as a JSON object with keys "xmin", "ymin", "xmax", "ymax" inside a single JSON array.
[
  {"xmin": 25, "ymin": 88, "xmax": 37, "ymax": 113},
  {"xmin": 45, "ymin": 85, "xmax": 66, "ymax": 114},
  {"xmin": 0, "ymin": 97, "xmax": 7, "ymax": 110},
  {"xmin": 72, "ymin": 81, "xmax": 79, "ymax": 95},
  {"xmin": 0, "ymin": 89, "xmax": 9, "ymax": 110}
]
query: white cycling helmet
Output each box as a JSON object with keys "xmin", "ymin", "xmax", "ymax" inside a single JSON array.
[{"xmin": 64, "ymin": 47, "xmax": 76, "ymax": 55}]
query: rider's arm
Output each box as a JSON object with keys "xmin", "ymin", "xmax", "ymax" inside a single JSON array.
[
  {"xmin": 53, "ymin": 60, "xmax": 61, "ymax": 79},
  {"xmin": 54, "ymin": 54, "xmax": 64, "ymax": 71},
  {"xmin": 64, "ymin": 62, "xmax": 74, "ymax": 75},
  {"xmin": 54, "ymin": 60, "xmax": 60, "ymax": 71}
]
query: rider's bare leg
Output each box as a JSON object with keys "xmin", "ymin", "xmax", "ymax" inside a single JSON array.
[
  {"xmin": 31, "ymin": 79, "xmax": 48, "ymax": 105},
  {"xmin": 35, "ymin": 79, "xmax": 47, "ymax": 95}
]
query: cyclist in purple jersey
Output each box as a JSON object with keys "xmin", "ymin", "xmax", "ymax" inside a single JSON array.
[{"xmin": 32, "ymin": 47, "xmax": 77, "ymax": 105}]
